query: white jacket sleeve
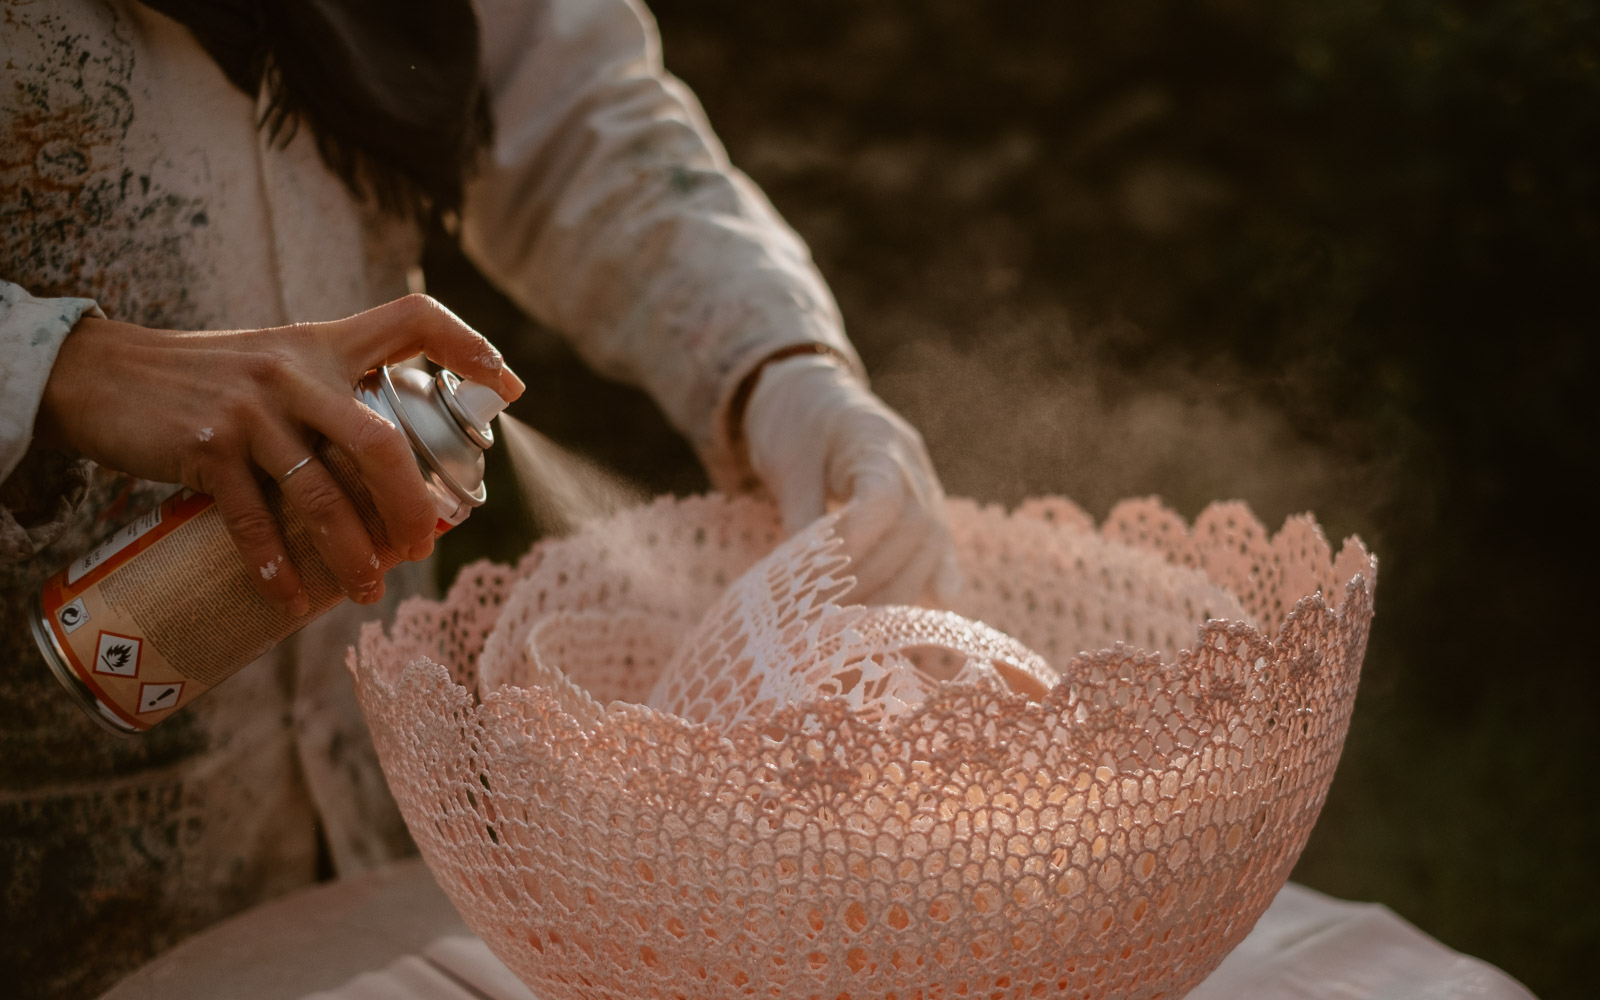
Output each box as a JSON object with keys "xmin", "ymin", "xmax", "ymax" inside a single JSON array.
[
  {"xmin": 461, "ymin": 0, "xmax": 862, "ymax": 490},
  {"xmin": 0, "ymin": 280, "xmax": 100, "ymax": 560}
]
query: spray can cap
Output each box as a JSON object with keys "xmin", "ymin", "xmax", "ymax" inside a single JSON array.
[
  {"xmin": 367, "ymin": 365, "xmax": 499, "ymax": 508},
  {"xmin": 440, "ymin": 374, "xmax": 508, "ymax": 449}
]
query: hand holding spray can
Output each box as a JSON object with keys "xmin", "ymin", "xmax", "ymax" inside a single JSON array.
[{"xmin": 32, "ymin": 364, "xmax": 508, "ymax": 734}]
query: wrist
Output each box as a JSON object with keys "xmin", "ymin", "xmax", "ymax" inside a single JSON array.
[
  {"xmin": 727, "ymin": 344, "xmax": 860, "ymax": 466},
  {"xmin": 35, "ymin": 313, "xmax": 105, "ymax": 453}
]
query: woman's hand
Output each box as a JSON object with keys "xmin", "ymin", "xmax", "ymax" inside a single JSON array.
[
  {"xmin": 36, "ymin": 294, "xmax": 523, "ymax": 614},
  {"xmin": 743, "ymin": 353, "xmax": 960, "ymax": 606}
]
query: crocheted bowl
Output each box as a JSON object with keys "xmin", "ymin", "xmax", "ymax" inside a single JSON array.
[{"xmin": 351, "ymin": 494, "xmax": 1375, "ymax": 1000}]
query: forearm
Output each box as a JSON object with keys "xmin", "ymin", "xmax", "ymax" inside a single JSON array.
[{"xmin": 463, "ymin": 0, "xmax": 861, "ymax": 489}]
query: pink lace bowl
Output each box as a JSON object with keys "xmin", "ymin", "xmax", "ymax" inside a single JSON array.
[{"xmin": 351, "ymin": 494, "xmax": 1376, "ymax": 1000}]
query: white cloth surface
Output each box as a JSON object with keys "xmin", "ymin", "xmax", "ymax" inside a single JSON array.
[
  {"xmin": 1189, "ymin": 883, "xmax": 1535, "ymax": 1000},
  {"xmin": 301, "ymin": 939, "xmax": 539, "ymax": 1000},
  {"xmin": 313, "ymin": 888, "xmax": 1537, "ymax": 1000},
  {"xmin": 99, "ymin": 859, "xmax": 1536, "ymax": 1000}
]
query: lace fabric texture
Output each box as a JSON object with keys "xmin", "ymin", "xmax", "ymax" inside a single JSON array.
[{"xmin": 351, "ymin": 494, "xmax": 1376, "ymax": 1000}]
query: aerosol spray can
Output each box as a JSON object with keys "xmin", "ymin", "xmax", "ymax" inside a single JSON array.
[{"xmin": 32, "ymin": 364, "xmax": 506, "ymax": 735}]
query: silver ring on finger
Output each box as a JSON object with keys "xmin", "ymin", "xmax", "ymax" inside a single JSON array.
[{"xmin": 276, "ymin": 455, "xmax": 314, "ymax": 485}]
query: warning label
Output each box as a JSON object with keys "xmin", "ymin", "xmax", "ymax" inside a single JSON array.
[
  {"xmin": 67, "ymin": 506, "xmax": 163, "ymax": 586},
  {"xmin": 93, "ymin": 631, "xmax": 142, "ymax": 678},
  {"xmin": 137, "ymin": 682, "xmax": 184, "ymax": 714},
  {"xmin": 57, "ymin": 598, "xmax": 89, "ymax": 633}
]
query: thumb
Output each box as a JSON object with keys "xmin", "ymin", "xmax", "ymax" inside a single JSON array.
[
  {"xmin": 335, "ymin": 294, "xmax": 524, "ymax": 401},
  {"xmin": 932, "ymin": 547, "xmax": 965, "ymax": 605},
  {"xmin": 773, "ymin": 465, "xmax": 828, "ymax": 536}
]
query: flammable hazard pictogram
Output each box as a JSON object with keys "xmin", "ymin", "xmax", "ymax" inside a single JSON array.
[
  {"xmin": 93, "ymin": 631, "xmax": 142, "ymax": 677},
  {"xmin": 137, "ymin": 681, "xmax": 184, "ymax": 714}
]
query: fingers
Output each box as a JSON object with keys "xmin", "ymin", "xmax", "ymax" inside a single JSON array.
[
  {"xmin": 287, "ymin": 380, "xmax": 439, "ymax": 563},
  {"xmin": 233, "ymin": 293, "xmax": 499, "ymax": 583},
  {"xmin": 772, "ymin": 463, "xmax": 829, "ymax": 537},
  {"xmin": 206, "ymin": 467, "xmax": 309, "ymax": 616},
  {"xmin": 332, "ymin": 294, "xmax": 524, "ymax": 401},
  {"xmin": 254, "ymin": 432, "xmax": 389, "ymax": 606},
  {"xmin": 829, "ymin": 456, "xmax": 904, "ymax": 562},
  {"xmin": 833, "ymin": 468, "xmax": 915, "ymax": 596},
  {"xmin": 838, "ymin": 487, "xmax": 942, "ymax": 604},
  {"xmin": 840, "ymin": 503, "xmax": 958, "ymax": 606},
  {"xmin": 932, "ymin": 548, "xmax": 965, "ymax": 604},
  {"xmin": 872, "ymin": 519, "xmax": 958, "ymax": 607},
  {"xmin": 66, "ymin": 298, "xmax": 515, "ymax": 617},
  {"xmin": 774, "ymin": 457, "xmax": 953, "ymax": 606},
  {"xmin": 745, "ymin": 356, "xmax": 957, "ymax": 607},
  {"xmin": 825, "ymin": 410, "xmax": 955, "ymax": 606}
]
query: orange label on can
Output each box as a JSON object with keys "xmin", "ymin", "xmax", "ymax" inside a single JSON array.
[
  {"xmin": 37, "ymin": 443, "xmax": 469, "ymax": 732},
  {"xmin": 38, "ymin": 488, "xmax": 219, "ymax": 730}
]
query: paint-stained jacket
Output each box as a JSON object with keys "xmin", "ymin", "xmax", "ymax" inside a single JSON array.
[{"xmin": 0, "ymin": 1, "xmax": 856, "ymax": 995}]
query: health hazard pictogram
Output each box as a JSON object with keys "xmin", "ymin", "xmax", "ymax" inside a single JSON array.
[
  {"xmin": 137, "ymin": 682, "xmax": 184, "ymax": 714},
  {"xmin": 94, "ymin": 631, "xmax": 141, "ymax": 678}
]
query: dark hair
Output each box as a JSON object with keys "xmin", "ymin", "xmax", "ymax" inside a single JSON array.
[{"xmin": 140, "ymin": 0, "xmax": 492, "ymax": 222}]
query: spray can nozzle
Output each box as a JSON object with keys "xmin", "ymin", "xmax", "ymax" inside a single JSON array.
[
  {"xmin": 442, "ymin": 375, "xmax": 509, "ymax": 448},
  {"xmin": 368, "ymin": 365, "xmax": 498, "ymax": 510}
]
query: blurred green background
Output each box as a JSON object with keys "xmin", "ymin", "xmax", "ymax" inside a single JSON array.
[{"xmin": 431, "ymin": 3, "xmax": 1597, "ymax": 997}]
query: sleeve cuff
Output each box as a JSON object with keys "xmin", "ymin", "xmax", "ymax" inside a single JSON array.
[
  {"xmin": 703, "ymin": 336, "xmax": 865, "ymax": 495},
  {"xmin": 0, "ymin": 280, "xmax": 103, "ymax": 560}
]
